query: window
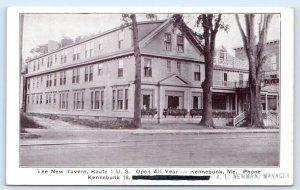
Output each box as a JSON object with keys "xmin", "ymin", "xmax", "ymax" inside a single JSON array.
[
  {"xmin": 224, "ymin": 73, "xmax": 228, "ymax": 81},
  {"xmin": 95, "ymin": 91, "xmax": 100, "ymax": 109},
  {"xmin": 84, "ymin": 66, "xmax": 93, "ymax": 82},
  {"xmin": 125, "ymin": 89, "xmax": 128, "ymax": 110},
  {"xmin": 99, "ymin": 38, "xmax": 104, "ymax": 50},
  {"xmin": 98, "ymin": 63, "xmax": 103, "ymax": 75},
  {"xmin": 27, "ymin": 95, "xmax": 30, "ymax": 104},
  {"xmin": 60, "ymin": 71, "xmax": 66, "ymax": 85},
  {"xmin": 47, "ymin": 55, "xmax": 53, "ymax": 67},
  {"xmin": 54, "ymin": 54, "xmax": 57, "ymax": 63},
  {"xmin": 73, "ymin": 46, "xmax": 80, "ymax": 61},
  {"xmin": 85, "ymin": 67, "xmax": 88, "ymax": 82},
  {"xmin": 89, "ymin": 65, "xmax": 93, "ymax": 81},
  {"xmin": 118, "ymin": 30, "xmax": 124, "ymax": 49},
  {"xmin": 219, "ymin": 52, "xmax": 225, "ymax": 59},
  {"xmin": 177, "ymin": 35, "xmax": 184, "ymax": 52},
  {"xmin": 223, "ymin": 73, "xmax": 228, "ymax": 86},
  {"xmin": 27, "ymin": 78, "xmax": 30, "ymax": 90},
  {"xmin": 164, "ymin": 33, "xmax": 172, "ymax": 51},
  {"xmin": 194, "ymin": 64, "xmax": 201, "ymax": 81},
  {"xmin": 177, "ymin": 62, "xmax": 181, "ymax": 74},
  {"xmin": 272, "ymin": 63, "xmax": 277, "ymax": 70},
  {"xmin": 49, "ymin": 74, "xmax": 52, "ymax": 87},
  {"xmin": 37, "ymin": 60, "xmax": 40, "ymax": 70},
  {"xmin": 41, "ymin": 76, "xmax": 43, "ymax": 86},
  {"xmin": 73, "ymin": 91, "xmax": 84, "ymax": 110},
  {"xmin": 63, "ymin": 71, "xmax": 66, "ymax": 85},
  {"xmin": 112, "ymin": 90, "xmax": 116, "ymax": 110},
  {"xmin": 144, "ymin": 58, "xmax": 152, "ymax": 77},
  {"xmin": 61, "ymin": 50, "xmax": 67, "ymax": 64},
  {"xmin": 36, "ymin": 95, "xmax": 39, "ymax": 104},
  {"xmin": 53, "ymin": 93, "xmax": 56, "ymax": 104},
  {"xmin": 91, "ymin": 89, "xmax": 105, "ymax": 110},
  {"xmin": 37, "ymin": 78, "xmax": 39, "ymax": 88},
  {"xmin": 117, "ymin": 89, "xmax": 123, "ymax": 110},
  {"xmin": 54, "ymin": 73, "xmax": 57, "ymax": 86},
  {"xmin": 40, "ymin": 94, "xmax": 42, "ymax": 104},
  {"xmin": 59, "ymin": 92, "xmax": 69, "ymax": 110},
  {"xmin": 72, "ymin": 68, "xmax": 80, "ymax": 84},
  {"xmin": 46, "ymin": 75, "xmax": 49, "ymax": 87},
  {"xmin": 49, "ymin": 93, "xmax": 52, "ymax": 104},
  {"xmin": 33, "ymin": 78, "xmax": 35, "ymax": 89},
  {"xmin": 112, "ymin": 88, "xmax": 128, "ymax": 110},
  {"xmin": 33, "ymin": 61, "xmax": 36, "ymax": 71},
  {"xmin": 85, "ymin": 41, "xmax": 94, "ymax": 58},
  {"xmin": 192, "ymin": 92, "xmax": 203, "ymax": 109},
  {"xmin": 118, "ymin": 60, "xmax": 124, "ymax": 77},
  {"xmin": 167, "ymin": 60, "xmax": 171, "ymax": 73},
  {"xmin": 32, "ymin": 94, "xmax": 34, "ymax": 104},
  {"xmin": 46, "ymin": 94, "xmax": 48, "ymax": 104},
  {"xmin": 41, "ymin": 58, "xmax": 44, "ymax": 66},
  {"xmin": 28, "ymin": 63, "xmax": 31, "ymax": 73},
  {"xmin": 142, "ymin": 90, "xmax": 154, "ymax": 110},
  {"xmin": 50, "ymin": 55, "xmax": 53, "ymax": 67}
]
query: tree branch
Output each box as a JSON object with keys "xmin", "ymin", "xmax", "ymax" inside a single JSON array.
[
  {"xmin": 171, "ymin": 14, "xmax": 205, "ymax": 55},
  {"xmin": 235, "ymin": 14, "xmax": 248, "ymax": 50}
]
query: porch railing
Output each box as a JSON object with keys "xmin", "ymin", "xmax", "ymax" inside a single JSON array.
[
  {"xmin": 213, "ymin": 81, "xmax": 249, "ymax": 89},
  {"xmin": 233, "ymin": 112, "xmax": 246, "ymax": 127}
]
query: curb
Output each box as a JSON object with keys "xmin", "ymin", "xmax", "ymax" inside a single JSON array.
[
  {"xmin": 20, "ymin": 129, "xmax": 279, "ymax": 146},
  {"xmin": 132, "ymin": 129, "xmax": 279, "ymax": 135}
]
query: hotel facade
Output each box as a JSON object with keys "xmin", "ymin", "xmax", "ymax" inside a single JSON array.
[{"xmin": 23, "ymin": 19, "xmax": 279, "ymax": 126}]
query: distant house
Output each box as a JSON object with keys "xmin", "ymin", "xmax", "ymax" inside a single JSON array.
[
  {"xmin": 234, "ymin": 40, "xmax": 280, "ymax": 112},
  {"xmin": 23, "ymin": 19, "xmax": 279, "ymax": 126}
]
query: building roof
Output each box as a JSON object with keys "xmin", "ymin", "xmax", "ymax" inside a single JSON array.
[
  {"xmin": 26, "ymin": 19, "xmax": 167, "ymax": 63},
  {"xmin": 233, "ymin": 39, "xmax": 280, "ymax": 51}
]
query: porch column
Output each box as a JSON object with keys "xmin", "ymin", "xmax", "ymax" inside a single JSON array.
[
  {"xmin": 235, "ymin": 93, "xmax": 238, "ymax": 115},
  {"xmin": 157, "ymin": 82, "xmax": 161, "ymax": 124},
  {"xmin": 265, "ymin": 94, "xmax": 268, "ymax": 115},
  {"xmin": 276, "ymin": 95, "xmax": 279, "ymax": 113}
]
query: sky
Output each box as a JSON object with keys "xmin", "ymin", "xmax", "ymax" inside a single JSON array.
[{"xmin": 22, "ymin": 13, "xmax": 280, "ymax": 59}]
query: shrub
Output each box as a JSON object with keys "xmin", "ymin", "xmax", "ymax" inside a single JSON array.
[
  {"xmin": 20, "ymin": 113, "xmax": 45, "ymax": 133},
  {"xmin": 141, "ymin": 108, "xmax": 157, "ymax": 117},
  {"xmin": 190, "ymin": 109, "xmax": 203, "ymax": 117},
  {"xmin": 163, "ymin": 108, "xmax": 188, "ymax": 118}
]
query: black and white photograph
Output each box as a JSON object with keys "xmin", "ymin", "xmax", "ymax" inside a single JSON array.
[{"xmin": 6, "ymin": 7, "xmax": 294, "ymax": 185}]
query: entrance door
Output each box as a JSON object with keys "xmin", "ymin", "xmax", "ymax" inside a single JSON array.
[
  {"xmin": 142, "ymin": 95, "xmax": 150, "ymax": 109},
  {"xmin": 168, "ymin": 96, "xmax": 179, "ymax": 109}
]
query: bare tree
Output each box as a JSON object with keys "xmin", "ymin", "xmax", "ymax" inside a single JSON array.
[
  {"xmin": 235, "ymin": 14, "xmax": 273, "ymax": 128},
  {"xmin": 172, "ymin": 14, "xmax": 226, "ymax": 128}
]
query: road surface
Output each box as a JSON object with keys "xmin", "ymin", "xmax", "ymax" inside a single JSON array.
[{"xmin": 20, "ymin": 132, "xmax": 279, "ymax": 167}]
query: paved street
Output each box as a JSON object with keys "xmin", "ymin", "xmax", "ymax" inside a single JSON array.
[{"xmin": 20, "ymin": 131, "xmax": 279, "ymax": 167}]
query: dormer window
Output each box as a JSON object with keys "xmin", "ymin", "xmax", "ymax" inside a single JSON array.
[
  {"xmin": 85, "ymin": 41, "xmax": 94, "ymax": 58},
  {"xmin": 164, "ymin": 33, "xmax": 172, "ymax": 51},
  {"xmin": 73, "ymin": 46, "xmax": 80, "ymax": 61}
]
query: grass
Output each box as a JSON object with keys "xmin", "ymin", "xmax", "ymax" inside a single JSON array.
[
  {"xmin": 20, "ymin": 113, "xmax": 46, "ymax": 133},
  {"xmin": 26, "ymin": 113, "xmax": 138, "ymax": 129}
]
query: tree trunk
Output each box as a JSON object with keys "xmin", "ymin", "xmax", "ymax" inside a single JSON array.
[
  {"xmin": 249, "ymin": 80, "xmax": 264, "ymax": 128},
  {"xmin": 130, "ymin": 14, "xmax": 142, "ymax": 128},
  {"xmin": 235, "ymin": 14, "xmax": 272, "ymax": 128},
  {"xmin": 200, "ymin": 52, "xmax": 215, "ymax": 128}
]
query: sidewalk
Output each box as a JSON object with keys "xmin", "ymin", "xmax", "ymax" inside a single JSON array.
[{"xmin": 20, "ymin": 116, "xmax": 279, "ymax": 146}]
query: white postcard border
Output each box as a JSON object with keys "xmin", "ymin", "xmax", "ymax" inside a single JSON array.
[{"xmin": 6, "ymin": 6, "xmax": 294, "ymax": 185}]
